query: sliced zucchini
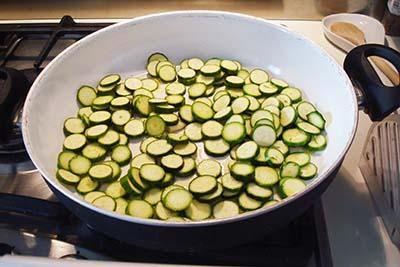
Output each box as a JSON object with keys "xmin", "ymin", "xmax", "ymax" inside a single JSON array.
[
  {"xmin": 205, "ymin": 58, "xmax": 221, "ymax": 66},
  {"xmin": 111, "ymin": 145, "xmax": 132, "ymax": 165},
  {"xmin": 265, "ymin": 147, "xmax": 285, "ymax": 166},
  {"xmin": 163, "ymin": 188, "xmax": 192, "ymax": 211},
  {"xmin": 76, "ymin": 176, "xmax": 99, "ymax": 194},
  {"xmin": 307, "ymin": 111, "xmax": 326, "ymax": 130},
  {"xmin": 145, "ymin": 115, "xmax": 166, "ymax": 137},
  {"xmin": 177, "ymin": 68, "xmax": 196, "ymax": 84},
  {"xmin": 161, "ymin": 154, "xmax": 184, "ymax": 171},
  {"xmin": 185, "ymin": 200, "xmax": 211, "ymax": 221},
  {"xmin": 282, "ymin": 128, "xmax": 310, "ymax": 147},
  {"xmin": 125, "ymin": 77, "xmax": 142, "ymax": 91},
  {"xmin": 166, "ymin": 94, "xmax": 185, "ymax": 107},
  {"xmin": 140, "ymin": 163, "xmax": 165, "ymax": 184},
  {"xmin": 105, "ymin": 181, "xmax": 126, "ymax": 198},
  {"xmin": 259, "ymin": 82, "xmax": 278, "ymax": 95},
  {"xmin": 254, "ymin": 166, "xmax": 279, "ymax": 187},
  {"xmin": 155, "ymin": 201, "xmax": 178, "ymax": 220},
  {"xmin": 300, "ymin": 162, "xmax": 318, "ymax": 179},
  {"xmin": 166, "ymin": 82, "xmax": 186, "ymax": 95},
  {"xmin": 225, "ymin": 76, "xmax": 244, "ymax": 88},
  {"xmin": 111, "ymin": 96, "xmax": 130, "ymax": 109},
  {"xmin": 147, "ymin": 139, "xmax": 173, "ymax": 157},
  {"xmin": 111, "ymin": 109, "xmax": 131, "ymax": 126},
  {"xmin": 263, "ymin": 105, "xmax": 280, "ymax": 116},
  {"xmin": 297, "ymin": 101, "xmax": 316, "ymax": 120},
  {"xmin": 200, "ymin": 64, "xmax": 220, "ymax": 76},
  {"xmin": 77, "ymin": 86, "xmax": 97, "ymax": 106},
  {"xmin": 84, "ymin": 191, "xmax": 105, "ymax": 203},
  {"xmin": 58, "ymin": 151, "xmax": 76, "ymax": 170},
  {"xmin": 140, "ymin": 136, "xmax": 156, "ymax": 152},
  {"xmin": 280, "ymin": 162, "xmax": 300, "ymax": 178},
  {"xmin": 272, "ymin": 140, "xmax": 289, "ymax": 155},
  {"xmin": 148, "ymin": 52, "xmax": 168, "ymax": 63},
  {"xmin": 98, "ymin": 129, "xmax": 120, "ymax": 146},
  {"xmin": 167, "ymin": 132, "xmax": 189, "ymax": 145},
  {"xmin": 63, "ymin": 134, "xmax": 86, "ymax": 151},
  {"xmin": 222, "ymin": 122, "xmax": 246, "ymax": 144},
  {"xmin": 214, "ymin": 106, "xmax": 233, "ymax": 121},
  {"xmin": 179, "ymin": 104, "xmax": 194, "ymax": 123},
  {"xmin": 230, "ymin": 161, "xmax": 255, "ymax": 181},
  {"xmin": 238, "ymin": 192, "xmax": 262, "ymax": 210},
  {"xmin": 103, "ymin": 160, "xmax": 122, "ymax": 180},
  {"xmin": 236, "ymin": 141, "xmax": 259, "ymax": 161},
  {"xmin": 297, "ymin": 121, "xmax": 321, "ymax": 135},
  {"xmin": 197, "ymin": 159, "xmax": 222, "ymax": 177},
  {"xmin": 57, "ymin": 169, "xmax": 81, "ymax": 185},
  {"xmin": 261, "ymin": 97, "xmax": 282, "ymax": 109},
  {"xmin": 198, "ymin": 183, "xmax": 223, "ymax": 202},
  {"xmin": 231, "ymin": 97, "xmax": 250, "ymax": 114},
  {"xmin": 220, "ymin": 60, "xmax": 238, "ymax": 75},
  {"xmin": 143, "ymin": 188, "xmax": 163, "ymax": 205},
  {"xmin": 212, "ymin": 94, "xmax": 231, "ymax": 112},
  {"xmin": 279, "ymin": 178, "xmax": 306, "ymax": 198},
  {"xmin": 226, "ymin": 114, "xmax": 245, "ymax": 125},
  {"xmin": 250, "ymin": 109, "xmax": 273, "ymax": 127},
  {"xmin": 307, "ymin": 134, "xmax": 327, "ymax": 151},
  {"xmin": 82, "ymin": 143, "xmax": 107, "ymax": 162},
  {"xmin": 221, "ymin": 173, "xmax": 243, "ymax": 192},
  {"xmin": 252, "ymin": 124, "xmax": 276, "ymax": 147},
  {"xmin": 173, "ymin": 141, "xmax": 199, "ymax": 157},
  {"xmin": 176, "ymin": 157, "xmax": 196, "ymax": 177},
  {"xmin": 192, "ymin": 102, "xmax": 214, "ymax": 122},
  {"xmin": 88, "ymin": 164, "xmax": 113, "ymax": 182},
  {"xmin": 85, "ymin": 124, "xmax": 108, "ymax": 140},
  {"xmin": 134, "ymin": 95, "xmax": 152, "ymax": 116},
  {"xmin": 243, "ymin": 83, "xmax": 262, "ymax": 97},
  {"xmin": 246, "ymin": 182, "xmax": 273, "ymax": 200},
  {"xmin": 271, "ymin": 78, "xmax": 288, "ymax": 89},
  {"xmin": 252, "ymin": 147, "xmax": 269, "ymax": 166},
  {"xmin": 115, "ymin": 198, "xmax": 128, "ymax": 215},
  {"xmin": 189, "ymin": 175, "xmax": 218, "ymax": 195},
  {"xmin": 280, "ymin": 106, "xmax": 297, "ymax": 127},
  {"xmin": 185, "ymin": 122, "xmax": 203, "ymax": 141},
  {"xmin": 93, "ymin": 195, "xmax": 116, "ymax": 212},
  {"xmin": 127, "ymin": 200, "xmax": 154, "ymax": 218},
  {"xmin": 130, "ymin": 153, "xmax": 155, "ymax": 169},
  {"xmin": 100, "ymin": 74, "xmax": 120, "ymax": 87},
  {"xmin": 281, "ymin": 87, "xmax": 302, "ymax": 102},
  {"xmin": 64, "ymin": 118, "xmax": 85, "ymax": 135},
  {"xmin": 245, "ymin": 95, "xmax": 261, "ymax": 112},
  {"xmin": 249, "ymin": 69, "xmax": 269, "ymax": 85},
  {"xmin": 213, "ymin": 200, "xmax": 240, "ymax": 219},
  {"xmin": 141, "ymin": 78, "xmax": 159, "ymax": 91},
  {"xmin": 69, "ymin": 155, "xmax": 91, "ymax": 175},
  {"xmin": 285, "ymin": 152, "xmax": 311, "ymax": 167},
  {"xmin": 89, "ymin": 110, "xmax": 111, "ymax": 125},
  {"xmin": 124, "ymin": 119, "xmax": 145, "ymax": 137},
  {"xmin": 201, "ymin": 120, "xmax": 223, "ymax": 139},
  {"xmin": 204, "ymin": 138, "xmax": 230, "ymax": 156}
]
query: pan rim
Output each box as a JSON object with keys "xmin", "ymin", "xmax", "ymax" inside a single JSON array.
[{"xmin": 22, "ymin": 10, "xmax": 359, "ymax": 227}]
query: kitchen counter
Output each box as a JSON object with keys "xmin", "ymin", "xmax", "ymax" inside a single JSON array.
[{"xmin": 0, "ymin": 0, "xmax": 373, "ymax": 20}]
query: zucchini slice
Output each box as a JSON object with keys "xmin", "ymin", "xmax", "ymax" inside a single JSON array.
[
  {"xmin": 246, "ymin": 182, "xmax": 273, "ymax": 200},
  {"xmin": 148, "ymin": 52, "xmax": 168, "ymax": 63},
  {"xmin": 163, "ymin": 188, "xmax": 193, "ymax": 211},
  {"xmin": 230, "ymin": 161, "xmax": 255, "ymax": 181},
  {"xmin": 222, "ymin": 122, "xmax": 246, "ymax": 144},
  {"xmin": 285, "ymin": 152, "xmax": 311, "ymax": 167},
  {"xmin": 179, "ymin": 104, "xmax": 194, "ymax": 123},
  {"xmin": 280, "ymin": 162, "xmax": 300, "ymax": 178},
  {"xmin": 282, "ymin": 128, "xmax": 310, "ymax": 147},
  {"xmin": 98, "ymin": 130, "xmax": 120, "ymax": 147},
  {"xmin": 249, "ymin": 69, "xmax": 269, "ymax": 85},
  {"xmin": 57, "ymin": 169, "xmax": 81, "ymax": 185},
  {"xmin": 140, "ymin": 163, "xmax": 165, "ymax": 184},
  {"xmin": 197, "ymin": 159, "xmax": 222, "ymax": 177},
  {"xmin": 93, "ymin": 195, "xmax": 116, "ymax": 212},
  {"xmin": 64, "ymin": 118, "xmax": 85, "ymax": 135},
  {"xmin": 198, "ymin": 183, "xmax": 223, "ymax": 202},
  {"xmin": 127, "ymin": 200, "xmax": 154, "ymax": 218},
  {"xmin": 58, "ymin": 151, "xmax": 76, "ymax": 170},
  {"xmin": 192, "ymin": 102, "xmax": 214, "ymax": 122},
  {"xmin": 280, "ymin": 106, "xmax": 297, "ymax": 127},
  {"xmin": 185, "ymin": 200, "xmax": 212, "ymax": 221},
  {"xmin": 300, "ymin": 162, "xmax": 318, "ymax": 179},
  {"xmin": 125, "ymin": 77, "xmax": 142, "ymax": 91},
  {"xmin": 103, "ymin": 160, "xmax": 122, "ymax": 180},
  {"xmin": 84, "ymin": 191, "xmax": 105, "ymax": 203},
  {"xmin": 124, "ymin": 119, "xmax": 145, "ymax": 137},
  {"xmin": 221, "ymin": 173, "xmax": 243, "ymax": 192},
  {"xmin": 76, "ymin": 176, "xmax": 99, "ymax": 194},
  {"xmin": 63, "ymin": 134, "xmax": 86, "ymax": 151},
  {"xmin": 189, "ymin": 175, "xmax": 218, "ymax": 195},
  {"xmin": 297, "ymin": 121, "xmax": 321, "ymax": 135},
  {"xmin": 307, "ymin": 111, "xmax": 326, "ymax": 130},
  {"xmin": 166, "ymin": 82, "xmax": 186, "ymax": 95},
  {"xmin": 115, "ymin": 198, "xmax": 128, "ymax": 215},
  {"xmin": 185, "ymin": 122, "xmax": 203, "ymax": 141},
  {"xmin": 69, "ymin": 155, "xmax": 92, "ymax": 176},
  {"xmin": 111, "ymin": 145, "xmax": 132, "ymax": 165},
  {"xmin": 307, "ymin": 134, "xmax": 327, "ymax": 151},
  {"xmin": 188, "ymin": 57, "xmax": 204, "ymax": 71},
  {"xmin": 130, "ymin": 153, "xmax": 155, "ymax": 169},
  {"xmin": 252, "ymin": 125, "xmax": 276, "ymax": 147},
  {"xmin": 279, "ymin": 178, "xmax": 306, "ymax": 198},
  {"xmin": 297, "ymin": 101, "xmax": 316, "ymax": 120},
  {"xmin": 213, "ymin": 200, "xmax": 240, "ymax": 219},
  {"xmin": 155, "ymin": 201, "xmax": 178, "ymax": 220},
  {"xmin": 254, "ymin": 166, "xmax": 279, "ymax": 187},
  {"xmin": 238, "ymin": 192, "xmax": 262, "ymax": 210},
  {"xmin": 147, "ymin": 139, "xmax": 173, "ymax": 157},
  {"xmin": 82, "ymin": 143, "xmax": 107, "ymax": 162},
  {"xmin": 176, "ymin": 157, "xmax": 196, "ymax": 177},
  {"xmin": 145, "ymin": 115, "xmax": 166, "ymax": 137},
  {"xmin": 111, "ymin": 109, "xmax": 131, "ymax": 126},
  {"xmin": 88, "ymin": 164, "xmax": 113, "ymax": 182},
  {"xmin": 143, "ymin": 188, "xmax": 163, "ymax": 205},
  {"xmin": 105, "ymin": 181, "xmax": 127, "ymax": 198},
  {"xmin": 231, "ymin": 97, "xmax": 250, "ymax": 114},
  {"xmin": 236, "ymin": 141, "xmax": 259, "ymax": 161},
  {"xmin": 77, "ymin": 86, "xmax": 97, "ymax": 106},
  {"xmin": 259, "ymin": 82, "xmax": 278, "ymax": 95},
  {"xmin": 201, "ymin": 120, "xmax": 223, "ymax": 139},
  {"xmin": 220, "ymin": 60, "xmax": 238, "ymax": 75},
  {"xmin": 281, "ymin": 87, "xmax": 302, "ymax": 103},
  {"xmin": 161, "ymin": 154, "xmax": 184, "ymax": 171},
  {"xmin": 204, "ymin": 138, "xmax": 230, "ymax": 156},
  {"xmin": 173, "ymin": 141, "xmax": 197, "ymax": 156}
]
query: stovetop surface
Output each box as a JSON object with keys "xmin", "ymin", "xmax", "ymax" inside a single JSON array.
[{"xmin": 0, "ymin": 16, "xmax": 332, "ymax": 266}]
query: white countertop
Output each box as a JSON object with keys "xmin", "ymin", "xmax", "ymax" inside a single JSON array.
[{"xmin": 0, "ymin": 19, "xmax": 399, "ymax": 267}]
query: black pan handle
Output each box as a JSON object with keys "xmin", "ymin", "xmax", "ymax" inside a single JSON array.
[
  {"xmin": 343, "ymin": 44, "xmax": 400, "ymax": 121},
  {"xmin": 0, "ymin": 67, "xmax": 30, "ymax": 143}
]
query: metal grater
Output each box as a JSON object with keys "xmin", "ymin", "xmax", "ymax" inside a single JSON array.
[{"xmin": 360, "ymin": 114, "xmax": 400, "ymax": 247}]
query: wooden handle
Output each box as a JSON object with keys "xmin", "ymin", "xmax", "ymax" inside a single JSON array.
[{"xmin": 370, "ymin": 56, "xmax": 399, "ymax": 86}]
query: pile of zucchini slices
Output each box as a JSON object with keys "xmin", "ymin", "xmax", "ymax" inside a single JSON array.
[{"xmin": 56, "ymin": 53, "xmax": 327, "ymax": 221}]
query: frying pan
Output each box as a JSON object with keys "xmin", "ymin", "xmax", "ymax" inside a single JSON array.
[{"xmin": 19, "ymin": 11, "xmax": 400, "ymax": 251}]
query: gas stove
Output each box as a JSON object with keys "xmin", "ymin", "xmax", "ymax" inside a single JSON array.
[{"xmin": 0, "ymin": 16, "xmax": 333, "ymax": 266}]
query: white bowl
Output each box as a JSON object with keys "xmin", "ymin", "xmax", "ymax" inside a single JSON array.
[{"xmin": 322, "ymin": 13, "xmax": 385, "ymax": 52}]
